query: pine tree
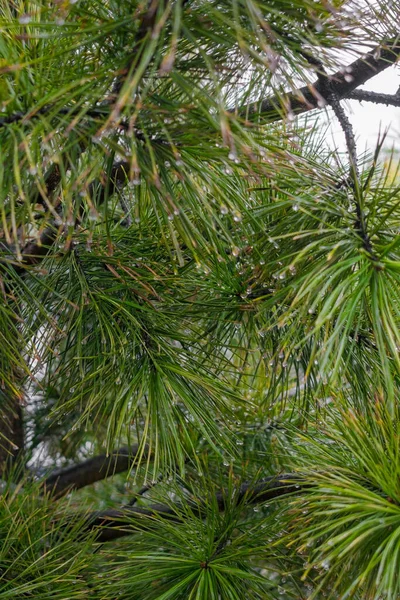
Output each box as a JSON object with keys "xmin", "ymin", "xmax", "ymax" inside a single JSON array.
[{"xmin": 1, "ymin": 1, "xmax": 400, "ymax": 598}]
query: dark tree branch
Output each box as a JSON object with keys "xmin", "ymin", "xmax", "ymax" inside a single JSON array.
[
  {"xmin": 241, "ymin": 39, "xmax": 400, "ymax": 121},
  {"xmin": 43, "ymin": 445, "xmax": 146, "ymax": 498},
  {"xmin": 81, "ymin": 474, "xmax": 305, "ymax": 542},
  {"xmin": 318, "ymin": 64, "xmax": 360, "ymax": 179},
  {"xmin": 326, "ymin": 84, "xmax": 377, "ymax": 257},
  {"xmin": 346, "ymin": 89, "xmax": 400, "ymax": 107},
  {"xmin": 292, "ymin": 48, "xmax": 381, "ymax": 260}
]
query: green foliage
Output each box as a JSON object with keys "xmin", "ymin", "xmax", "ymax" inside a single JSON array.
[
  {"xmin": 0, "ymin": 0, "xmax": 400, "ymax": 598},
  {"xmin": 284, "ymin": 401, "xmax": 400, "ymax": 599},
  {"xmin": 0, "ymin": 479, "xmax": 97, "ymax": 598},
  {"xmin": 96, "ymin": 480, "xmax": 287, "ymax": 600}
]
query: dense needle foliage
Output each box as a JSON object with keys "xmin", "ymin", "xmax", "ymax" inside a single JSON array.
[{"xmin": 0, "ymin": 0, "xmax": 400, "ymax": 598}]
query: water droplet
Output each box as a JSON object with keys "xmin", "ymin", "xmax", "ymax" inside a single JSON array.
[
  {"xmin": 29, "ymin": 166, "xmax": 37, "ymax": 175},
  {"xmin": 232, "ymin": 246, "xmax": 240, "ymax": 257},
  {"xmin": 293, "ymin": 203, "xmax": 299, "ymax": 211},
  {"xmin": 88, "ymin": 209, "xmax": 98, "ymax": 222},
  {"xmin": 233, "ymin": 211, "xmax": 242, "ymax": 222},
  {"xmin": 128, "ymin": 178, "xmax": 141, "ymax": 187},
  {"xmin": 19, "ymin": 14, "xmax": 32, "ymax": 24},
  {"xmin": 344, "ymin": 74, "xmax": 354, "ymax": 82},
  {"xmin": 220, "ymin": 205, "xmax": 228, "ymax": 215}
]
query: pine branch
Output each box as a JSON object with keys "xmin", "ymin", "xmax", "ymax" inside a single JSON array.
[
  {"xmin": 325, "ymin": 87, "xmax": 377, "ymax": 257},
  {"xmin": 1, "ymin": 39, "xmax": 398, "ymax": 135},
  {"xmin": 241, "ymin": 38, "xmax": 400, "ymax": 121},
  {"xmin": 81, "ymin": 474, "xmax": 304, "ymax": 542},
  {"xmin": 43, "ymin": 445, "xmax": 146, "ymax": 499},
  {"xmin": 346, "ymin": 89, "xmax": 400, "ymax": 107},
  {"xmin": 300, "ymin": 49, "xmax": 378, "ymax": 260}
]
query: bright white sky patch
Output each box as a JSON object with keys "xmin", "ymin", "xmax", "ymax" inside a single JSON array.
[{"xmin": 327, "ymin": 64, "xmax": 400, "ymax": 154}]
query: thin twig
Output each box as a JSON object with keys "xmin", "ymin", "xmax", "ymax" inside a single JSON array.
[
  {"xmin": 301, "ymin": 50, "xmax": 377, "ymax": 259},
  {"xmin": 346, "ymin": 90, "xmax": 400, "ymax": 107}
]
